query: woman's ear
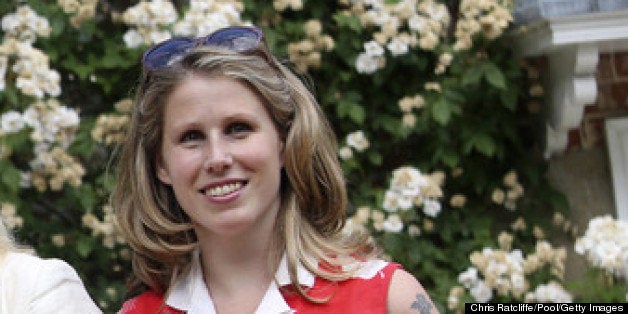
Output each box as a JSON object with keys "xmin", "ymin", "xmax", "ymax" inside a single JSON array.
[{"xmin": 156, "ymin": 158, "xmax": 172, "ymax": 185}]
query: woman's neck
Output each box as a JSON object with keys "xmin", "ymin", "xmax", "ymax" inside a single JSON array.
[{"xmin": 198, "ymin": 230, "xmax": 280, "ymax": 313}]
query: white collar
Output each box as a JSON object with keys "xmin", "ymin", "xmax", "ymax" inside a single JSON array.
[
  {"xmin": 166, "ymin": 250, "xmax": 313, "ymax": 314},
  {"xmin": 165, "ymin": 250, "xmax": 388, "ymax": 314}
]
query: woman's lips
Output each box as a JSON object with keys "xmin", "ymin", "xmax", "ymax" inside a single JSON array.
[{"xmin": 200, "ymin": 180, "xmax": 248, "ymax": 202}]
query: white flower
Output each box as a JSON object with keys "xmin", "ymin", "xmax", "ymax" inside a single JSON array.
[
  {"xmin": 575, "ymin": 215, "xmax": 628, "ymax": 279},
  {"xmin": 382, "ymin": 188, "xmax": 414, "ymax": 212},
  {"xmin": 390, "ymin": 166, "xmax": 427, "ymax": 197},
  {"xmin": 529, "ymin": 281, "xmax": 572, "ymax": 303},
  {"xmin": 346, "ymin": 130, "xmax": 370, "ymax": 152},
  {"xmin": 507, "ymin": 250, "xmax": 525, "ymax": 270},
  {"xmin": 338, "ymin": 146, "xmax": 353, "ymax": 160},
  {"xmin": 1, "ymin": 111, "xmax": 25, "ymax": 133},
  {"xmin": 173, "ymin": 1, "xmax": 244, "ymax": 38},
  {"xmin": 42, "ymin": 70, "xmax": 61, "ymax": 97},
  {"xmin": 382, "ymin": 214, "xmax": 404, "ymax": 233},
  {"xmin": 15, "ymin": 78, "xmax": 43, "ymax": 98},
  {"xmin": 408, "ymin": 224, "xmax": 421, "ymax": 237},
  {"xmin": 121, "ymin": 0, "xmax": 178, "ymax": 46},
  {"xmin": 1, "ymin": 14, "xmax": 20, "ymax": 33},
  {"xmin": 54, "ymin": 106, "xmax": 80, "ymax": 128},
  {"xmin": 1, "ymin": 6, "xmax": 51, "ymax": 43},
  {"xmin": 363, "ymin": 40, "xmax": 384, "ymax": 57},
  {"xmin": 19, "ymin": 171, "xmax": 31, "ymax": 188},
  {"xmin": 148, "ymin": 30, "xmax": 172, "ymax": 45},
  {"xmin": 591, "ymin": 241, "xmax": 622, "ymax": 270},
  {"xmin": 382, "ymin": 190, "xmax": 399, "ymax": 212},
  {"xmin": 386, "ymin": 37, "xmax": 409, "ymax": 56},
  {"xmin": 424, "ymin": 1, "xmax": 449, "ymax": 23},
  {"xmin": 148, "ymin": 0, "xmax": 177, "ymax": 25},
  {"xmin": 510, "ymin": 273, "xmax": 527, "ymax": 294},
  {"xmin": 0, "ymin": 56, "xmax": 8, "ymax": 88},
  {"xmin": 458, "ymin": 267, "xmax": 479, "ymax": 288},
  {"xmin": 418, "ymin": 31, "xmax": 439, "ymax": 50},
  {"xmin": 355, "ymin": 53, "xmax": 379, "ymax": 74},
  {"xmin": 486, "ymin": 260, "xmax": 508, "ymax": 276},
  {"xmin": 397, "ymin": 194, "xmax": 414, "ymax": 210},
  {"xmin": 422, "ymin": 198, "xmax": 442, "ymax": 217},
  {"xmin": 439, "ymin": 52, "xmax": 453, "ymax": 66},
  {"xmin": 408, "ymin": 14, "xmax": 428, "ymax": 32},
  {"xmin": 123, "ymin": 29, "xmax": 144, "ymax": 48},
  {"xmin": 470, "ymin": 280, "xmax": 493, "ymax": 302}
]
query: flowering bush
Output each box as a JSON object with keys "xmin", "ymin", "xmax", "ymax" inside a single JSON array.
[
  {"xmin": 447, "ymin": 234, "xmax": 570, "ymax": 312},
  {"xmin": 575, "ymin": 215, "xmax": 628, "ymax": 280},
  {"xmin": 1, "ymin": 0, "xmax": 619, "ymax": 312},
  {"xmin": 568, "ymin": 215, "xmax": 628, "ymax": 302}
]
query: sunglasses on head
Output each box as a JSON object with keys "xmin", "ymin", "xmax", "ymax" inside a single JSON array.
[{"xmin": 141, "ymin": 26, "xmax": 269, "ymax": 71}]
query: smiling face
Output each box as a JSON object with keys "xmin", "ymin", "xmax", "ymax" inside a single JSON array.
[{"xmin": 157, "ymin": 75, "xmax": 284, "ymax": 239}]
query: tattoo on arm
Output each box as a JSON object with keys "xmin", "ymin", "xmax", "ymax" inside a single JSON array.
[{"xmin": 411, "ymin": 293, "xmax": 432, "ymax": 314}]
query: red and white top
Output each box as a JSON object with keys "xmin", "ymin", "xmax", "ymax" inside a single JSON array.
[{"xmin": 119, "ymin": 251, "xmax": 401, "ymax": 314}]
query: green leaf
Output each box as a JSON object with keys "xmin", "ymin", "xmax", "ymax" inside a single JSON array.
[
  {"xmin": 333, "ymin": 13, "xmax": 362, "ymax": 32},
  {"xmin": 77, "ymin": 184, "xmax": 97, "ymax": 212},
  {"xmin": 473, "ymin": 133, "xmax": 496, "ymax": 157},
  {"xmin": 500, "ymin": 88, "xmax": 518, "ymax": 111},
  {"xmin": 431, "ymin": 96, "xmax": 451, "ymax": 126},
  {"xmin": 483, "ymin": 62, "xmax": 507, "ymax": 90},
  {"xmin": 62, "ymin": 55, "xmax": 93, "ymax": 80},
  {"xmin": 461, "ymin": 65, "xmax": 483, "ymax": 86},
  {"xmin": 368, "ymin": 151, "xmax": 382, "ymax": 165},
  {"xmin": 0, "ymin": 161, "xmax": 21, "ymax": 194},
  {"xmin": 348, "ymin": 104, "xmax": 365, "ymax": 124},
  {"xmin": 0, "ymin": 85, "xmax": 22, "ymax": 108},
  {"xmin": 441, "ymin": 149, "xmax": 459, "ymax": 168},
  {"xmin": 76, "ymin": 236, "xmax": 96, "ymax": 258},
  {"xmin": 336, "ymin": 91, "xmax": 364, "ymax": 123}
]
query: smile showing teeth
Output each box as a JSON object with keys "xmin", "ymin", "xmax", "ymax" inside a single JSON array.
[{"xmin": 204, "ymin": 182, "xmax": 243, "ymax": 197}]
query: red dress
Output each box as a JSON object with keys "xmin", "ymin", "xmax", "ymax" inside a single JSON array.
[{"xmin": 119, "ymin": 262, "xmax": 401, "ymax": 313}]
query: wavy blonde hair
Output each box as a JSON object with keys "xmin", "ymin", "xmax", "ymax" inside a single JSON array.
[{"xmin": 113, "ymin": 45, "xmax": 376, "ymax": 300}]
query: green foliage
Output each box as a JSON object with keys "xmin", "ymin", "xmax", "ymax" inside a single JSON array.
[{"xmin": 567, "ymin": 268, "xmax": 628, "ymax": 303}]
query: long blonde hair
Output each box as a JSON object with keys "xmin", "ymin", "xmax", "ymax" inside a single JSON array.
[{"xmin": 113, "ymin": 45, "xmax": 376, "ymax": 300}]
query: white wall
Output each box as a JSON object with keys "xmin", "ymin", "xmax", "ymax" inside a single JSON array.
[{"xmin": 606, "ymin": 117, "xmax": 628, "ymax": 220}]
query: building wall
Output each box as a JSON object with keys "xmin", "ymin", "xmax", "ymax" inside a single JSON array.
[{"xmin": 547, "ymin": 51, "xmax": 628, "ymax": 279}]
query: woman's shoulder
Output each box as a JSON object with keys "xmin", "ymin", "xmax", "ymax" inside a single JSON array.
[
  {"xmin": 340, "ymin": 260, "xmax": 440, "ymax": 313},
  {"xmin": 119, "ymin": 290, "xmax": 184, "ymax": 314},
  {"xmin": 285, "ymin": 260, "xmax": 401, "ymax": 313},
  {"xmin": 387, "ymin": 268, "xmax": 440, "ymax": 314},
  {"xmin": 346, "ymin": 258, "xmax": 400, "ymax": 279}
]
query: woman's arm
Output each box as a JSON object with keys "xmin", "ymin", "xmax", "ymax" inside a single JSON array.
[{"xmin": 387, "ymin": 269, "xmax": 440, "ymax": 314}]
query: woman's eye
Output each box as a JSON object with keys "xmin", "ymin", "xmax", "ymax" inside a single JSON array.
[
  {"xmin": 226, "ymin": 122, "xmax": 252, "ymax": 135},
  {"xmin": 180, "ymin": 130, "xmax": 204, "ymax": 142}
]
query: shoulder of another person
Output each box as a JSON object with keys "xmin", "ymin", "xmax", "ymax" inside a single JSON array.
[
  {"xmin": 12, "ymin": 252, "xmax": 81, "ymax": 283},
  {"xmin": 387, "ymin": 269, "xmax": 440, "ymax": 314},
  {"xmin": 3, "ymin": 252, "xmax": 101, "ymax": 313}
]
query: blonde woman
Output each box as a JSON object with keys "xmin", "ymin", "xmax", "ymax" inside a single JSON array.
[
  {"xmin": 114, "ymin": 26, "xmax": 438, "ymax": 313},
  {"xmin": 0, "ymin": 218, "xmax": 101, "ymax": 313}
]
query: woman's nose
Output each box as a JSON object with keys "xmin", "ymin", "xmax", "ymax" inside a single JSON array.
[{"xmin": 203, "ymin": 140, "xmax": 233, "ymax": 173}]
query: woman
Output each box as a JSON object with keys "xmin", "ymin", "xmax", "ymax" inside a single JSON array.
[
  {"xmin": 0, "ymin": 218, "xmax": 101, "ymax": 313},
  {"xmin": 114, "ymin": 26, "xmax": 438, "ymax": 313}
]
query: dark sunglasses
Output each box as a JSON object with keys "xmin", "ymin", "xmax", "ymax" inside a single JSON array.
[{"xmin": 141, "ymin": 26, "xmax": 269, "ymax": 71}]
